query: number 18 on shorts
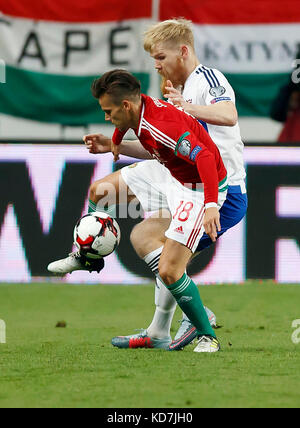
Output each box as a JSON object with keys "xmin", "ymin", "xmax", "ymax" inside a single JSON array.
[{"xmin": 165, "ymin": 178, "xmax": 227, "ymax": 253}]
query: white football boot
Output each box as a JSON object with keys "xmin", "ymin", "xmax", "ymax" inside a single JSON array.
[
  {"xmin": 193, "ymin": 335, "xmax": 220, "ymax": 353},
  {"xmin": 47, "ymin": 252, "xmax": 104, "ymax": 275}
]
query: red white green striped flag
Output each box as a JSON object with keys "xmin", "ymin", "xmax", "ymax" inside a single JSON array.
[
  {"xmin": 0, "ymin": 0, "xmax": 298, "ymax": 124},
  {"xmin": 0, "ymin": 0, "xmax": 153, "ymax": 125}
]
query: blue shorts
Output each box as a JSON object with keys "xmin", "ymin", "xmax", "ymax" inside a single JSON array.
[{"xmin": 196, "ymin": 185, "xmax": 248, "ymax": 252}]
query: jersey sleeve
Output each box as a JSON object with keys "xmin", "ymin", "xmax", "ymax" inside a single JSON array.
[
  {"xmin": 112, "ymin": 128, "xmax": 128, "ymax": 145},
  {"xmin": 201, "ymin": 68, "xmax": 235, "ymax": 106},
  {"xmin": 174, "ymin": 128, "xmax": 219, "ymax": 205}
]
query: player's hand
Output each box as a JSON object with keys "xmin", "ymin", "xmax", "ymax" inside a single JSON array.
[
  {"xmin": 111, "ymin": 141, "xmax": 121, "ymax": 162},
  {"xmin": 83, "ymin": 133, "xmax": 112, "ymax": 154},
  {"xmin": 164, "ymin": 80, "xmax": 186, "ymax": 108},
  {"xmin": 203, "ymin": 207, "xmax": 221, "ymax": 243}
]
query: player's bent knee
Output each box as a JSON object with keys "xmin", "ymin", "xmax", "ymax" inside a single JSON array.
[
  {"xmin": 89, "ymin": 171, "xmax": 121, "ymax": 205},
  {"xmin": 158, "ymin": 261, "xmax": 183, "ymax": 286}
]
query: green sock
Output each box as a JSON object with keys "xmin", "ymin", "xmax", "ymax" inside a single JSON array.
[
  {"xmin": 162, "ymin": 273, "xmax": 216, "ymax": 338},
  {"xmin": 88, "ymin": 199, "xmax": 117, "ymax": 218}
]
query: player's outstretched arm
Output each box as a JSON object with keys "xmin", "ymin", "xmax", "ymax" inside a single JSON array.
[{"xmin": 83, "ymin": 133, "xmax": 152, "ymax": 160}]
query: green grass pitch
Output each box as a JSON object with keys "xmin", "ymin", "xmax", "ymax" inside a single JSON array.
[{"xmin": 0, "ymin": 281, "xmax": 300, "ymax": 408}]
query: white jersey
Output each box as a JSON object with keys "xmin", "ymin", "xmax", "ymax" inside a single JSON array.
[{"xmin": 182, "ymin": 64, "xmax": 246, "ymax": 188}]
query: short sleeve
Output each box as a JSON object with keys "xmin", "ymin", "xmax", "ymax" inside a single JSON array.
[{"xmin": 199, "ymin": 67, "xmax": 235, "ymax": 106}]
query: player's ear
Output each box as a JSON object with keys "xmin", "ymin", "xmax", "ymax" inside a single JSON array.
[
  {"xmin": 181, "ymin": 45, "xmax": 189, "ymax": 59},
  {"xmin": 122, "ymin": 100, "xmax": 131, "ymax": 110}
]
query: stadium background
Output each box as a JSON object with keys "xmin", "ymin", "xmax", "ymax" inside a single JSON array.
[{"xmin": 0, "ymin": 0, "xmax": 299, "ymax": 284}]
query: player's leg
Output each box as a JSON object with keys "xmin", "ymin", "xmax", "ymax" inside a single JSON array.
[
  {"xmin": 158, "ymin": 238, "xmax": 219, "ymax": 353},
  {"xmin": 47, "ymin": 170, "xmax": 135, "ymax": 274},
  {"xmin": 172, "ymin": 186, "xmax": 248, "ymax": 348}
]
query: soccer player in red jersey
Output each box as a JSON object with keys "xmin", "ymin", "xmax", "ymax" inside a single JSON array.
[{"xmin": 93, "ymin": 69, "xmax": 227, "ymax": 352}]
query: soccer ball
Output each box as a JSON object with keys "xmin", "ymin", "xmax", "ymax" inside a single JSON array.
[{"xmin": 73, "ymin": 212, "xmax": 121, "ymax": 258}]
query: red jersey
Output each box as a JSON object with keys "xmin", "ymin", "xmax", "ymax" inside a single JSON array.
[{"xmin": 112, "ymin": 94, "xmax": 227, "ymax": 205}]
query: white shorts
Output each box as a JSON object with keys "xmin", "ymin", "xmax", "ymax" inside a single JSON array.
[{"xmin": 121, "ymin": 160, "xmax": 227, "ymax": 253}]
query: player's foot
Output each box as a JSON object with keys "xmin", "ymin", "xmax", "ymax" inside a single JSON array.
[
  {"xmin": 111, "ymin": 329, "xmax": 172, "ymax": 350},
  {"xmin": 47, "ymin": 251, "xmax": 104, "ymax": 275},
  {"xmin": 193, "ymin": 335, "xmax": 220, "ymax": 353},
  {"xmin": 169, "ymin": 307, "xmax": 217, "ymax": 351}
]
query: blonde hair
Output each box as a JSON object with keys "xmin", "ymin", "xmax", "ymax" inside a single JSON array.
[{"xmin": 143, "ymin": 18, "xmax": 195, "ymax": 53}]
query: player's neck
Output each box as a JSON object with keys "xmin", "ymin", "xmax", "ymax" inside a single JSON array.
[
  {"xmin": 180, "ymin": 55, "xmax": 200, "ymax": 86},
  {"xmin": 130, "ymin": 98, "xmax": 143, "ymax": 130}
]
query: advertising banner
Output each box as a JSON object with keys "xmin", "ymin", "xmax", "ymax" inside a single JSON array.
[{"xmin": 0, "ymin": 144, "xmax": 299, "ymax": 284}]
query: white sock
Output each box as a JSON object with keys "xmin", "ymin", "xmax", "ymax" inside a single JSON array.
[
  {"xmin": 143, "ymin": 248, "xmax": 177, "ymax": 339},
  {"xmin": 147, "ymin": 276, "xmax": 177, "ymax": 338}
]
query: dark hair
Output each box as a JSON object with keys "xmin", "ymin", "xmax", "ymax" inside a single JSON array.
[{"xmin": 91, "ymin": 69, "xmax": 141, "ymax": 104}]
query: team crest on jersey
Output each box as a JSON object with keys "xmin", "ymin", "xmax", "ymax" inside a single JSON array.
[
  {"xmin": 209, "ymin": 86, "xmax": 226, "ymax": 97},
  {"xmin": 175, "ymin": 132, "xmax": 191, "ymax": 157},
  {"xmin": 178, "ymin": 139, "xmax": 191, "ymax": 157}
]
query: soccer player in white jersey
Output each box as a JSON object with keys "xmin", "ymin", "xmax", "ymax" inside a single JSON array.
[{"xmin": 48, "ymin": 19, "xmax": 247, "ymax": 351}]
